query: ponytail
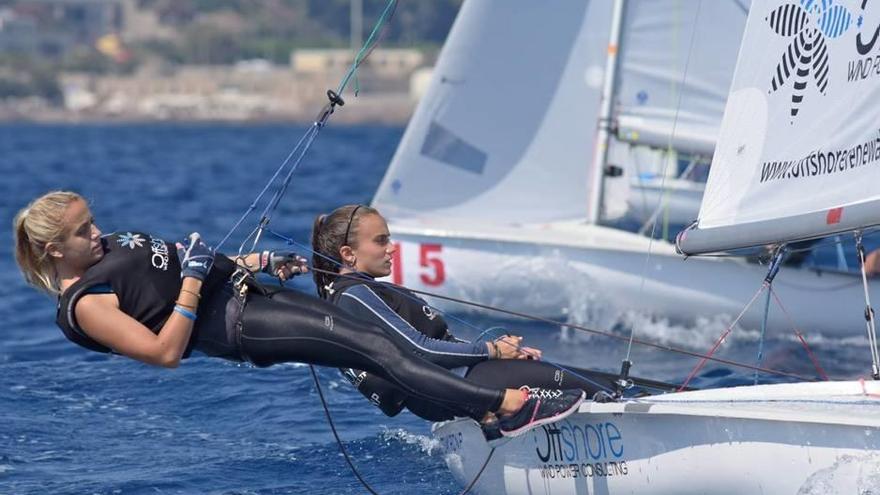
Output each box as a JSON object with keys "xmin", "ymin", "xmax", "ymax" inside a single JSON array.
[
  {"xmin": 310, "ymin": 204, "xmax": 378, "ymax": 299},
  {"xmin": 13, "ymin": 191, "xmax": 85, "ymax": 295},
  {"xmin": 311, "ymin": 213, "xmax": 335, "ymax": 299}
]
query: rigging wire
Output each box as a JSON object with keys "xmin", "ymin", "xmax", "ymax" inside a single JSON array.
[
  {"xmin": 209, "ymin": 2, "xmax": 509, "ymax": 491},
  {"xmin": 769, "ymin": 288, "xmax": 829, "ymax": 380},
  {"xmin": 305, "ymin": 264, "xmax": 814, "ymax": 383},
  {"xmin": 201, "ymin": 3, "xmax": 499, "ymax": 493},
  {"xmin": 214, "ymin": 0, "xmax": 398, "ymax": 254},
  {"xmin": 754, "ymin": 281, "xmax": 772, "ymax": 385},
  {"xmin": 679, "ymin": 282, "xmax": 769, "ymax": 390},
  {"xmin": 624, "ymin": 0, "xmax": 703, "ymax": 365},
  {"xmin": 753, "ymin": 246, "xmax": 786, "ymax": 385},
  {"xmin": 271, "ymin": 231, "xmax": 627, "ymax": 394},
  {"xmin": 856, "ymin": 231, "xmax": 880, "ymax": 379},
  {"xmin": 212, "ymin": 0, "xmax": 876, "ymax": 487}
]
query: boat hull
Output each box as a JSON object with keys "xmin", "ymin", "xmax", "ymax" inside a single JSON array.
[{"xmin": 432, "ymin": 381, "xmax": 880, "ymax": 494}]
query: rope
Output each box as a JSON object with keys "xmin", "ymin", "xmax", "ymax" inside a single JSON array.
[
  {"xmin": 769, "ymin": 287, "xmax": 829, "ymax": 380},
  {"xmin": 214, "ymin": 1, "xmax": 398, "ymax": 254},
  {"xmin": 624, "ymin": 0, "xmax": 703, "ymax": 364},
  {"xmin": 309, "ymin": 365, "xmax": 382, "ymax": 495},
  {"xmin": 310, "ymin": 364, "xmax": 497, "ymax": 495},
  {"xmin": 678, "ymin": 283, "xmax": 769, "ymax": 391},
  {"xmin": 206, "ymin": 4, "xmax": 424, "ymax": 493},
  {"xmin": 271, "ymin": 231, "xmax": 621, "ymax": 394},
  {"xmin": 336, "ymin": 0, "xmax": 399, "ymax": 97},
  {"xmin": 754, "ymin": 284, "xmax": 771, "ymax": 385},
  {"xmin": 458, "ymin": 447, "xmax": 496, "ymax": 495},
  {"xmin": 305, "ymin": 265, "xmax": 814, "ymax": 383},
  {"xmin": 752, "ymin": 247, "xmax": 785, "ymax": 385}
]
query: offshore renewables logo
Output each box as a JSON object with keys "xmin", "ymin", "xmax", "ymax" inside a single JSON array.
[
  {"xmin": 757, "ymin": 1, "xmax": 880, "ymax": 184},
  {"xmin": 766, "ymin": 0, "xmax": 853, "ymax": 120}
]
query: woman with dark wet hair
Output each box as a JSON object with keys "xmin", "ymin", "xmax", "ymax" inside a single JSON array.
[{"xmin": 312, "ymin": 204, "xmax": 611, "ymax": 426}]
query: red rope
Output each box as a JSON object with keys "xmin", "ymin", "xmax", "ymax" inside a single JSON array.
[
  {"xmin": 678, "ymin": 283, "xmax": 768, "ymax": 391},
  {"xmin": 770, "ymin": 288, "xmax": 830, "ymax": 381}
]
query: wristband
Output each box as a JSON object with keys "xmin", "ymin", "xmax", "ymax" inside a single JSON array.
[
  {"xmin": 180, "ymin": 288, "xmax": 201, "ymax": 299},
  {"xmin": 174, "ymin": 305, "xmax": 198, "ymax": 321}
]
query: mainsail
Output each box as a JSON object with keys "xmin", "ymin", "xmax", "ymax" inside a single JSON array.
[
  {"xmin": 373, "ymin": 1, "xmax": 612, "ymax": 223},
  {"xmin": 373, "ymin": 0, "xmax": 749, "ymax": 225},
  {"xmin": 678, "ymin": 0, "xmax": 880, "ymax": 254}
]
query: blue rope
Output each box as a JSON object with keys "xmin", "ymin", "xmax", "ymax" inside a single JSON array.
[
  {"xmin": 206, "ymin": 0, "xmax": 619, "ymax": 398},
  {"xmin": 215, "ymin": 0, "xmax": 398, "ymax": 254},
  {"xmin": 754, "ymin": 287, "xmax": 771, "ymax": 385},
  {"xmin": 216, "ymin": 124, "xmax": 320, "ymax": 252},
  {"xmin": 336, "ymin": 0, "xmax": 399, "ymax": 97}
]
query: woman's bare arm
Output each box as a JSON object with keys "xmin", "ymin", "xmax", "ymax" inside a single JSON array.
[{"xmin": 75, "ymin": 278, "xmax": 203, "ymax": 368}]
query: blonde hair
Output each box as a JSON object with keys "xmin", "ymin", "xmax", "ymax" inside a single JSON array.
[{"xmin": 13, "ymin": 191, "xmax": 86, "ymax": 295}]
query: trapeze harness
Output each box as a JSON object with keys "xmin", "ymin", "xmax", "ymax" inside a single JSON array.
[
  {"xmin": 55, "ymin": 232, "xmax": 504, "ymax": 417},
  {"xmin": 326, "ymin": 272, "xmax": 615, "ymax": 421}
]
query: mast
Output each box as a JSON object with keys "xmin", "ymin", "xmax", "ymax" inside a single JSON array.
[{"xmin": 586, "ymin": 0, "xmax": 625, "ymax": 224}]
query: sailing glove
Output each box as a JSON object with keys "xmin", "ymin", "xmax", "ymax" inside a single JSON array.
[
  {"xmin": 260, "ymin": 250, "xmax": 308, "ymax": 279},
  {"xmin": 177, "ymin": 232, "xmax": 215, "ymax": 281}
]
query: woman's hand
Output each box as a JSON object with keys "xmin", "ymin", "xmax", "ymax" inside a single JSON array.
[
  {"xmin": 492, "ymin": 335, "xmax": 542, "ymax": 360},
  {"xmin": 177, "ymin": 232, "xmax": 214, "ymax": 281},
  {"xmin": 260, "ymin": 251, "xmax": 309, "ymax": 281}
]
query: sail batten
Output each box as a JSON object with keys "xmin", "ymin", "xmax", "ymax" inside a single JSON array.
[{"xmin": 678, "ymin": 0, "xmax": 880, "ymax": 255}]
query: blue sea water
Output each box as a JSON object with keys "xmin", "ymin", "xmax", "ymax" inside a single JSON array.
[{"xmin": 0, "ymin": 123, "xmax": 874, "ymax": 494}]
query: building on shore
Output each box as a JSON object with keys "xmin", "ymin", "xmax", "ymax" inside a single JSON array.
[
  {"xmin": 0, "ymin": 0, "xmax": 125, "ymax": 57},
  {"xmin": 55, "ymin": 48, "xmax": 429, "ymax": 123},
  {"xmin": 0, "ymin": 1, "xmax": 435, "ymax": 123}
]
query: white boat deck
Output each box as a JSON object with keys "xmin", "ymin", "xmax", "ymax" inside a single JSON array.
[{"xmin": 581, "ymin": 380, "xmax": 880, "ymax": 428}]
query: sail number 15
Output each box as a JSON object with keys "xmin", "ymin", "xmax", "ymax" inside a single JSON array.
[{"xmin": 391, "ymin": 242, "xmax": 445, "ymax": 287}]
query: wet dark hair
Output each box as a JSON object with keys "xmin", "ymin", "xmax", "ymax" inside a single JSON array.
[{"xmin": 311, "ymin": 204, "xmax": 379, "ymax": 299}]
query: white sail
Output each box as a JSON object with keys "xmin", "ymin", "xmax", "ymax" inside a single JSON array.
[
  {"xmin": 679, "ymin": 0, "xmax": 880, "ymax": 255},
  {"xmin": 372, "ymin": 0, "xmax": 613, "ymax": 224},
  {"xmin": 374, "ymin": 0, "xmax": 749, "ymax": 225},
  {"xmin": 615, "ymin": 0, "xmax": 749, "ymax": 156}
]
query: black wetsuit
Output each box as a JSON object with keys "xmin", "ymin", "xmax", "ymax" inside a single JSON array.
[
  {"xmin": 327, "ymin": 273, "xmax": 615, "ymax": 421},
  {"xmin": 56, "ymin": 232, "xmax": 504, "ymax": 418}
]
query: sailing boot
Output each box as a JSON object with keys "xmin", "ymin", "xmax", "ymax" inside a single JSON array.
[{"xmin": 498, "ymin": 386, "xmax": 586, "ymax": 438}]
